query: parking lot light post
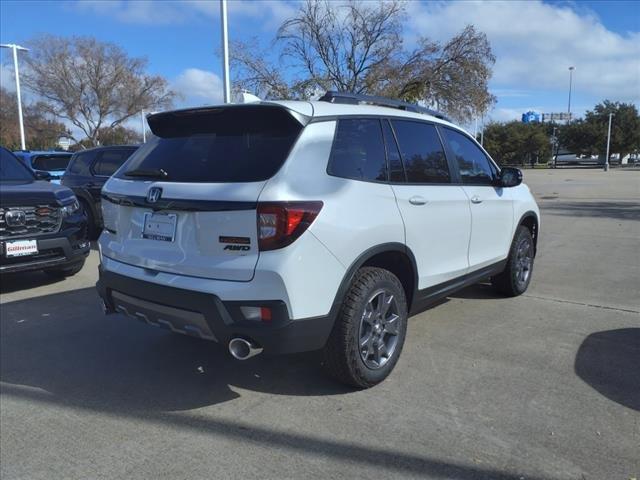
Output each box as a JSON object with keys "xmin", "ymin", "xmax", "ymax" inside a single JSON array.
[
  {"xmin": 140, "ymin": 110, "xmax": 146, "ymax": 143},
  {"xmin": 220, "ymin": 0, "xmax": 231, "ymax": 104},
  {"xmin": 1, "ymin": 43, "xmax": 29, "ymax": 150},
  {"xmin": 604, "ymin": 113, "xmax": 613, "ymax": 172},
  {"xmin": 567, "ymin": 66, "xmax": 575, "ymax": 122}
]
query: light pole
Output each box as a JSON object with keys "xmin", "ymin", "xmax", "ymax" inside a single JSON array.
[
  {"xmin": 1, "ymin": 43, "xmax": 29, "ymax": 150},
  {"xmin": 140, "ymin": 110, "xmax": 146, "ymax": 143},
  {"xmin": 604, "ymin": 113, "xmax": 613, "ymax": 172},
  {"xmin": 220, "ymin": 0, "xmax": 231, "ymax": 103},
  {"xmin": 567, "ymin": 66, "xmax": 575, "ymax": 122},
  {"xmin": 551, "ymin": 126, "xmax": 558, "ymax": 168}
]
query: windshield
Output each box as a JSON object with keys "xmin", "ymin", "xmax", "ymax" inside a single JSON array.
[
  {"xmin": 118, "ymin": 106, "xmax": 303, "ymax": 183},
  {"xmin": 32, "ymin": 154, "xmax": 72, "ymax": 171},
  {"xmin": 1, "ymin": 148, "xmax": 35, "ymax": 183}
]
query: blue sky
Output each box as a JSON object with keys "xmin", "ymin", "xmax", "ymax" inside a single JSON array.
[{"xmin": 1, "ymin": 0, "xmax": 639, "ymax": 129}]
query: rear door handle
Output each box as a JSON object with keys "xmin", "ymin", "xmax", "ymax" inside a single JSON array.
[
  {"xmin": 409, "ymin": 196, "xmax": 428, "ymax": 206},
  {"xmin": 470, "ymin": 195, "xmax": 483, "ymax": 204}
]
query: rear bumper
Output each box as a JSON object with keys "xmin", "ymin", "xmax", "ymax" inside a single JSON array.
[
  {"xmin": 0, "ymin": 229, "xmax": 90, "ymax": 274},
  {"xmin": 96, "ymin": 266, "xmax": 334, "ymax": 355}
]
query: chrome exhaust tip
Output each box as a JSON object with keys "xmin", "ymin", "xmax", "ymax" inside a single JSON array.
[{"xmin": 228, "ymin": 337, "xmax": 263, "ymax": 360}]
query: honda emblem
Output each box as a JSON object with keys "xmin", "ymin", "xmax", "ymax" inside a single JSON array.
[{"xmin": 146, "ymin": 187, "xmax": 162, "ymax": 204}]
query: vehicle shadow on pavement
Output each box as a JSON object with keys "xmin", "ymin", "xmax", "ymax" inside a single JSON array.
[
  {"xmin": 0, "ymin": 384, "xmax": 551, "ymax": 480},
  {"xmin": 448, "ymin": 282, "xmax": 501, "ymax": 300},
  {"xmin": 0, "ymin": 287, "xmax": 350, "ymax": 413},
  {"xmin": 0, "ymin": 271, "xmax": 66, "ymax": 294},
  {"xmin": 1, "ymin": 287, "xmax": 561, "ymax": 480},
  {"xmin": 541, "ymin": 201, "xmax": 640, "ymax": 221},
  {"xmin": 574, "ymin": 328, "xmax": 640, "ymax": 412}
]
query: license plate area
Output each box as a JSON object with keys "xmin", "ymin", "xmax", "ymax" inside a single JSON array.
[
  {"xmin": 142, "ymin": 212, "xmax": 177, "ymax": 242},
  {"xmin": 4, "ymin": 239, "xmax": 39, "ymax": 257}
]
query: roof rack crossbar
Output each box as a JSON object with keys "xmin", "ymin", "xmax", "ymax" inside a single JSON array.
[{"xmin": 318, "ymin": 91, "xmax": 452, "ymax": 122}]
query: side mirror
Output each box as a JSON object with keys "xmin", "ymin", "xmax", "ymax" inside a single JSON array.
[
  {"xmin": 34, "ymin": 170, "xmax": 52, "ymax": 181},
  {"xmin": 499, "ymin": 167, "xmax": 522, "ymax": 188}
]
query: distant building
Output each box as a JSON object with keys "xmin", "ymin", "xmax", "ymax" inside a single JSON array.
[{"xmin": 57, "ymin": 137, "xmax": 72, "ymax": 151}]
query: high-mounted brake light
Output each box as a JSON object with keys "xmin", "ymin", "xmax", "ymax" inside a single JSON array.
[{"xmin": 257, "ymin": 201, "xmax": 323, "ymax": 251}]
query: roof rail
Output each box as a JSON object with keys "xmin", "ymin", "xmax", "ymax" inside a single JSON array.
[{"xmin": 318, "ymin": 91, "xmax": 452, "ymax": 122}]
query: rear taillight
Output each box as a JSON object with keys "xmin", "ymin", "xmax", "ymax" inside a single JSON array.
[{"xmin": 257, "ymin": 201, "xmax": 323, "ymax": 251}]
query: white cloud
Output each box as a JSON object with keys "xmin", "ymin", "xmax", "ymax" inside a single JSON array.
[
  {"xmin": 70, "ymin": 0, "xmax": 298, "ymax": 29},
  {"xmin": 491, "ymin": 89, "xmax": 531, "ymax": 98},
  {"xmin": 405, "ymin": 0, "xmax": 640, "ymax": 102},
  {"xmin": 227, "ymin": 0, "xmax": 298, "ymax": 29},
  {"xmin": 172, "ymin": 68, "xmax": 223, "ymax": 107},
  {"xmin": 72, "ymin": 0, "xmax": 191, "ymax": 25}
]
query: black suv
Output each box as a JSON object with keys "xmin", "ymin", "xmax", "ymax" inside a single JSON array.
[
  {"xmin": 61, "ymin": 145, "xmax": 138, "ymax": 237},
  {"xmin": 0, "ymin": 147, "xmax": 89, "ymax": 276}
]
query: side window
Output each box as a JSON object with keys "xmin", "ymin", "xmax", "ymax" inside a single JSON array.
[
  {"xmin": 328, "ymin": 118, "xmax": 387, "ymax": 182},
  {"xmin": 67, "ymin": 155, "xmax": 81, "ymax": 174},
  {"xmin": 390, "ymin": 120, "xmax": 450, "ymax": 184},
  {"xmin": 93, "ymin": 150, "xmax": 130, "ymax": 177},
  {"xmin": 68, "ymin": 151, "xmax": 96, "ymax": 174},
  {"xmin": 381, "ymin": 119, "xmax": 405, "ymax": 182},
  {"xmin": 443, "ymin": 128, "xmax": 497, "ymax": 185}
]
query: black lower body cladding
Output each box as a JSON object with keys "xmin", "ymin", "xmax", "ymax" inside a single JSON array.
[{"xmin": 96, "ymin": 267, "xmax": 334, "ymax": 355}]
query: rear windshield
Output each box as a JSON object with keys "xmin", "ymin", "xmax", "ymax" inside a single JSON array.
[
  {"xmin": 117, "ymin": 106, "xmax": 303, "ymax": 183},
  {"xmin": 32, "ymin": 154, "xmax": 72, "ymax": 171}
]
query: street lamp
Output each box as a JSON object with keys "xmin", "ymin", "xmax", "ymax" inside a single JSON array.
[
  {"xmin": 0, "ymin": 43, "xmax": 29, "ymax": 150},
  {"xmin": 140, "ymin": 110, "xmax": 146, "ymax": 143},
  {"xmin": 604, "ymin": 113, "xmax": 613, "ymax": 172},
  {"xmin": 567, "ymin": 66, "xmax": 575, "ymax": 122},
  {"xmin": 220, "ymin": 0, "xmax": 231, "ymax": 103}
]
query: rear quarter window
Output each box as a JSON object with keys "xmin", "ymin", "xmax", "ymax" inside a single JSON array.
[{"xmin": 328, "ymin": 118, "xmax": 387, "ymax": 182}]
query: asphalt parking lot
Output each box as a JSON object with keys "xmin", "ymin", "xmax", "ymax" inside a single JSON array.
[{"xmin": 1, "ymin": 168, "xmax": 638, "ymax": 480}]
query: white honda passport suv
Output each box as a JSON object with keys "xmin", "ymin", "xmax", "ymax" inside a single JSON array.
[{"xmin": 97, "ymin": 92, "xmax": 540, "ymax": 388}]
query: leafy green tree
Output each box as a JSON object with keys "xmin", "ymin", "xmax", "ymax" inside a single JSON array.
[
  {"xmin": 68, "ymin": 126, "xmax": 141, "ymax": 151},
  {"xmin": 559, "ymin": 101, "xmax": 640, "ymax": 161},
  {"xmin": 0, "ymin": 87, "xmax": 69, "ymax": 150},
  {"xmin": 482, "ymin": 121, "xmax": 551, "ymax": 166}
]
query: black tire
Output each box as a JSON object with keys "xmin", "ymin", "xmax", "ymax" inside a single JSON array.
[
  {"xmin": 79, "ymin": 199, "xmax": 99, "ymax": 240},
  {"xmin": 44, "ymin": 260, "xmax": 85, "ymax": 278},
  {"xmin": 322, "ymin": 267, "xmax": 408, "ymax": 388},
  {"xmin": 491, "ymin": 225, "xmax": 535, "ymax": 297}
]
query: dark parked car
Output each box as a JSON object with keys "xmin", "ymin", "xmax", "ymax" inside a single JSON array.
[
  {"xmin": 13, "ymin": 150, "xmax": 73, "ymax": 184},
  {"xmin": 0, "ymin": 147, "xmax": 89, "ymax": 276},
  {"xmin": 61, "ymin": 145, "xmax": 138, "ymax": 238}
]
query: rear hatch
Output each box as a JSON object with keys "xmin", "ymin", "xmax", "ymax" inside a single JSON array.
[{"xmin": 100, "ymin": 105, "xmax": 306, "ymax": 281}]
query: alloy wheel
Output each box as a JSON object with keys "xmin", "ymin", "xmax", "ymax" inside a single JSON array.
[{"xmin": 358, "ymin": 288, "xmax": 401, "ymax": 369}]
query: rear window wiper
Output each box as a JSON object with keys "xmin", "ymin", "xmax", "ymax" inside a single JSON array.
[{"xmin": 123, "ymin": 168, "xmax": 168, "ymax": 179}]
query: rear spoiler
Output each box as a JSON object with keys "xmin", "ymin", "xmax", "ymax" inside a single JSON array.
[{"xmin": 147, "ymin": 104, "xmax": 310, "ymax": 138}]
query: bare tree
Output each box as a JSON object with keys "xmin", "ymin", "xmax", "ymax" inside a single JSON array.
[
  {"xmin": 278, "ymin": 0, "xmax": 403, "ymax": 94},
  {"xmin": 22, "ymin": 35, "xmax": 175, "ymax": 146},
  {"xmin": 232, "ymin": 0, "xmax": 496, "ymax": 122},
  {"xmin": 231, "ymin": 39, "xmax": 292, "ymax": 99}
]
